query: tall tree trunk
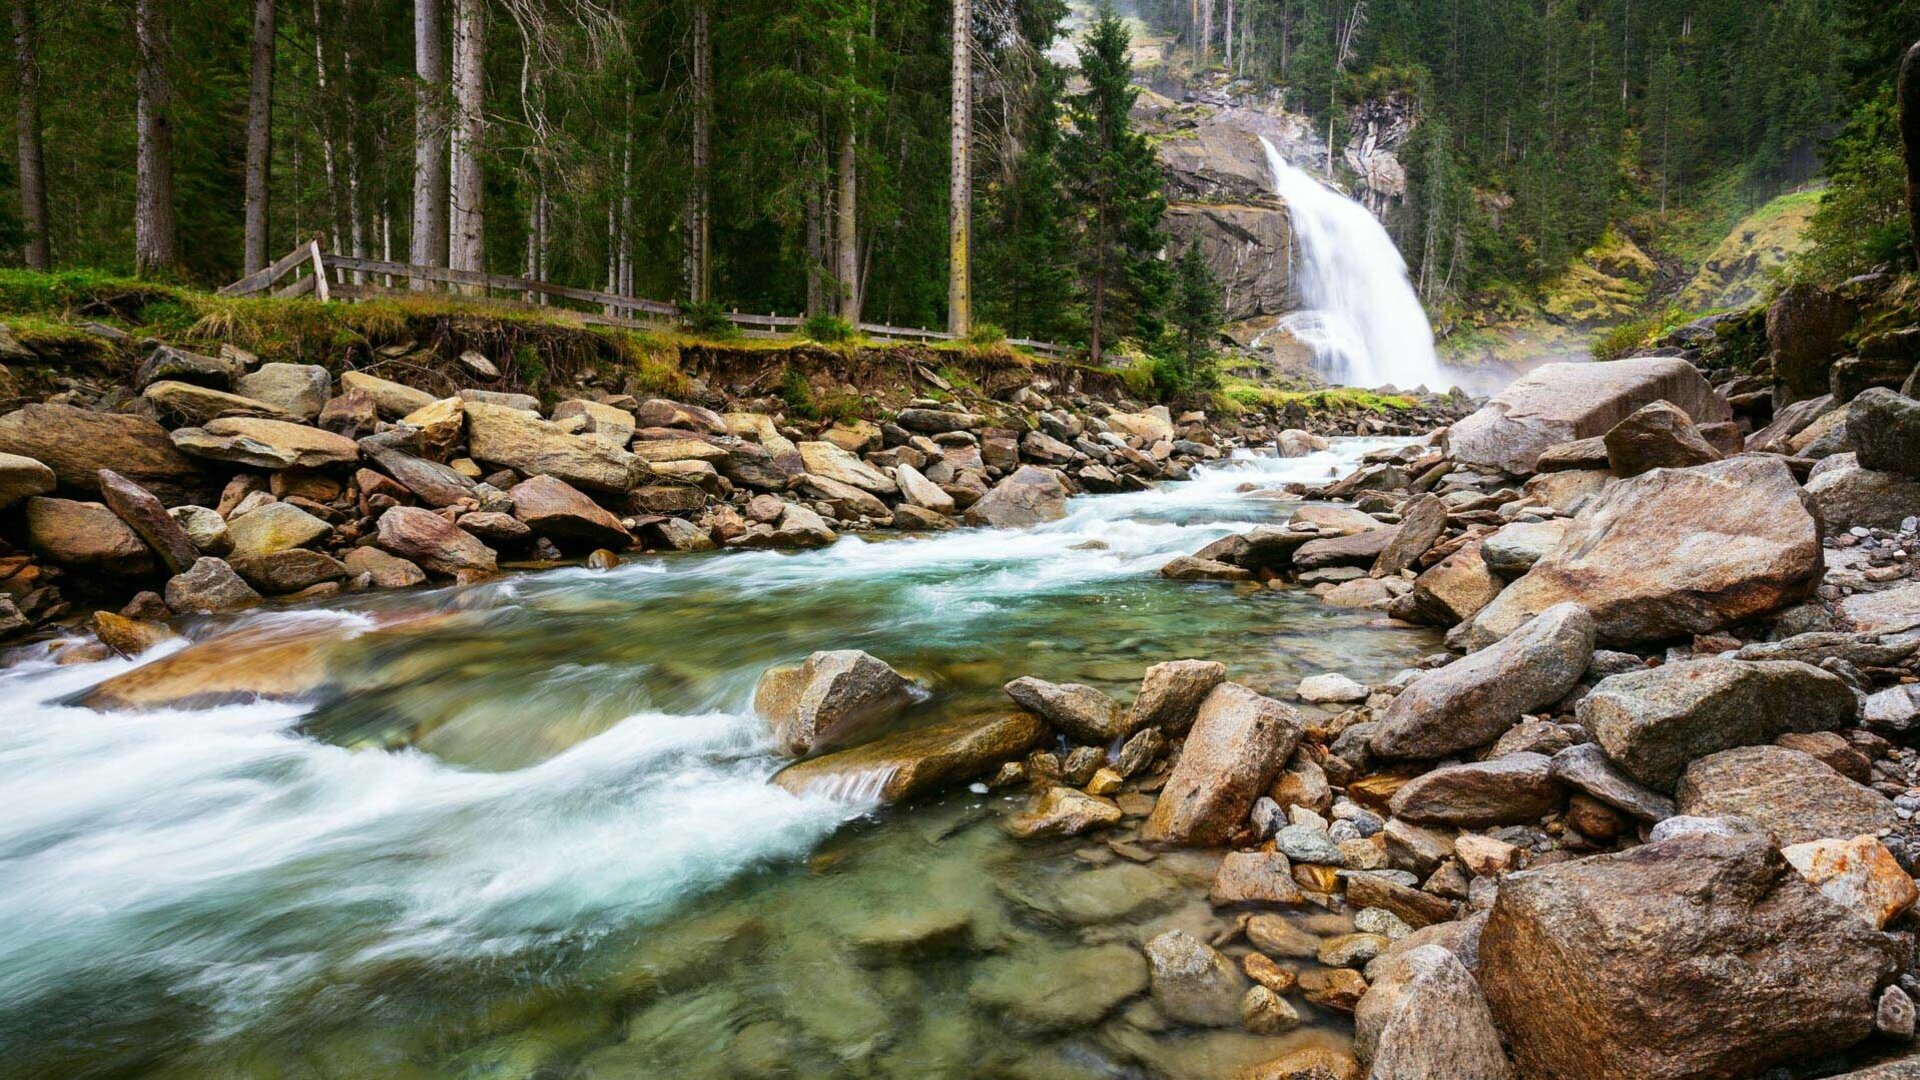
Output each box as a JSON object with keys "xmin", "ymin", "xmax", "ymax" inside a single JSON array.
[
  {"xmin": 1199, "ymin": 0, "xmax": 1212, "ymax": 67},
  {"xmin": 133, "ymin": 0, "xmax": 179, "ymax": 276},
  {"xmin": 311, "ymin": 0, "xmax": 342, "ymax": 253},
  {"xmin": 685, "ymin": 0, "xmax": 712, "ymax": 303},
  {"xmin": 1090, "ymin": 208, "xmax": 1106, "ymax": 364},
  {"xmin": 1224, "ymin": 0, "xmax": 1233, "ymax": 69},
  {"xmin": 11, "ymin": 0, "xmax": 47, "ymax": 270},
  {"xmin": 805, "ymin": 179, "xmax": 825, "ymax": 317},
  {"xmin": 618, "ymin": 122, "xmax": 633, "ymax": 298},
  {"xmin": 1902, "ymin": 41, "xmax": 1920, "ymax": 271},
  {"xmin": 242, "ymin": 0, "xmax": 274, "ymax": 274},
  {"xmin": 410, "ymin": 0, "xmax": 448, "ymax": 283},
  {"xmin": 836, "ymin": 120, "xmax": 859, "ymax": 324},
  {"xmin": 946, "ymin": 0, "xmax": 971, "ymax": 337},
  {"xmin": 448, "ymin": 0, "xmax": 484, "ymax": 278}
]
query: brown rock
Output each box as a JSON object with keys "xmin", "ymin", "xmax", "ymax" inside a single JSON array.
[
  {"xmin": 374, "ymin": 506, "xmax": 498, "ymax": 577},
  {"xmin": 98, "ymin": 469, "xmax": 200, "ymax": 574},
  {"xmin": 1446, "ymin": 357, "xmax": 1730, "ymax": 474},
  {"xmin": 25, "ymin": 497, "xmax": 155, "ymax": 575},
  {"xmin": 1355, "ymin": 943, "xmax": 1511, "ymax": 1079},
  {"xmin": 230, "ymin": 549, "xmax": 348, "ymax": 594},
  {"xmin": 466, "ymin": 401, "xmax": 639, "ymax": 494},
  {"xmin": 962, "ymin": 465, "xmax": 1069, "ymax": 527},
  {"xmin": 772, "ymin": 712, "xmax": 1044, "ymax": 803},
  {"xmin": 0, "ymin": 452, "xmax": 55, "ymax": 507},
  {"xmin": 1127, "ymin": 658, "xmax": 1229, "ymax": 733},
  {"xmin": 1676, "ymin": 745, "xmax": 1897, "ymax": 847},
  {"xmin": 339, "ymin": 370, "xmax": 437, "ymax": 418},
  {"xmin": 1601, "ymin": 400, "xmax": 1721, "ymax": 477},
  {"xmin": 163, "ymin": 557, "xmax": 261, "ymax": 614},
  {"xmin": 1387, "ymin": 753, "xmax": 1557, "ymax": 828},
  {"xmin": 509, "ymin": 474, "xmax": 632, "ymax": 548},
  {"xmin": 1480, "ymin": 834, "xmax": 1901, "ymax": 1080},
  {"xmin": 0, "ymin": 403, "xmax": 206, "ymax": 503},
  {"xmin": 1142, "ymin": 683, "xmax": 1303, "ymax": 846},
  {"xmin": 753, "ymin": 650, "xmax": 919, "ymax": 756},
  {"xmin": 1347, "ymin": 871, "xmax": 1457, "ymax": 928},
  {"xmin": 1006, "ymin": 786, "xmax": 1123, "ymax": 838},
  {"xmin": 1242, "ymin": 1047, "xmax": 1362, "ymax": 1080},
  {"xmin": 89, "ymin": 611, "xmax": 177, "ymax": 658},
  {"xmin": 1003, "ymin": 676, "xmax": 1124, "ymax": 744},
  {"xmin": 342, "ymin": 547, "xmax": 427, "ymax": 589},
  {"xmin": 1210, "ymin": 851, "xmax": 1306, "ymax": 905}
]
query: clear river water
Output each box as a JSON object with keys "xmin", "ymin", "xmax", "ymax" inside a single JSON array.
[{"xmin": 0, "ymin": 438, "xmax": 1439, "ymax": 1080}]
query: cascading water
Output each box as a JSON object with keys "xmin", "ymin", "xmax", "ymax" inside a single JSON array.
[{"xmin": 1259, "ymin": 135, "xmax": 1448, "ymax": 392}]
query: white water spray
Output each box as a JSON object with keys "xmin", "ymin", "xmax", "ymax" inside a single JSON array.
[{"xmin": 1259, "ymin": 135, "xmax": 1446, "ymax": 391}]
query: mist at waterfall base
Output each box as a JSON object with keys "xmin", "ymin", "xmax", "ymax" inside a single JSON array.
[{"xmin": 1259, "ymin": 136, "xmax": 1484, "ymax": 394}]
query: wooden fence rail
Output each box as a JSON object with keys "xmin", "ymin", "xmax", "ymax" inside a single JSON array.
[{"xmin": 223, "ymin": 241, "xmax": 1073, "ymax": 359}]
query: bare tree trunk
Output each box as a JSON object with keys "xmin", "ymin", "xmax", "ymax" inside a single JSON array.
[
  {"xmin": 242, "ymin": 0, "xmax": 274, "ymax": 274},
  {"xmin": 410, "ymin": 0, "xmax": 448, "ymax": 283},
  {"xmin": 11, "ymin": 0, "xmax": 48, "ymax": 270},
  {"xmin": 341, "ymin": 5, "xmax": 366, "ymax": 282},
  {"xmin": 1199, "ymin": 0, "xmax": 1212, "ymax": 67},
  {"xmin": 1224, "ymin": 0, "xmax": 1233, "ymax": 69},
  {"xmin": 1902, "ymin": 42, "xmax": 1920, "ymax": 270},
  {"xmin": 805, "ymin": 178, "xmax": 825, "ymax": 317},
  {"xmin": 618, "ymin": 122, "xmax": 633, "ymax": 298},
  {"xmin": 685, "ymin": 0, "xmax": 712, "ymax": 303},
  {"xmin": 947, "ymin": 0, "xmax": 971, "ymax": 337},
  {"xmin": 1090, "ymin": 209, "xmax": 1106, "ymax": 364},
  {"xmin": 448, "ymin": 0, "xmax": 484, "ymax": 279},
  {"xmin": 311, "ymin": 0, "xmax": 342, "ymax": 253},
  {"xmin": 836, "ymin": 119, "xmax": 859, "ymax": 324},
  {"xmin": 133, "ymin": 0, "xmax": 178, "ymax": 276}
]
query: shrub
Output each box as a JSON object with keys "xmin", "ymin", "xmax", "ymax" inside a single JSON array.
[
  {"xmin": 799, "ymin": 312, "xmax": 856, "ymax": 344},
  {"xmin": 965, "ymin": 321, "xmax": 1007, "ymax": 346},
  {"xmin": 777, "ymin": 365, "xmax": 819, "ymax": 419},
  {"xmin": 1591, "ymin": 314, "xmax": 1661, "ymax": 361},
  {"xmin": 679, "ymin": 299, "xmax": 739, "ymax": 339}
]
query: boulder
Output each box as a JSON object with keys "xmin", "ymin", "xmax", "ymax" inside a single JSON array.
[
  {"xmin": 1290, "ymin": 505, "xmax": 1386, "ymax": 535},
  {"xmin": 635, "ymin": 398, "xmax": 727, "ymax": 434},
  {"xmin": 754, "ymin": 650, "xmax": 919, "ymax": 757},
  {"xmin": 1853, "ymin": 388, "xmax": 1920, "ymax": 479},
  {"xmin": 339, "ymin": 370, "xmax": 437, "ymax": 418},
  {"xmin": 772, "ymin": 503, "xmax": 837, "ymax": 547},
  {"xmin": 374, "ymin": 506, "xmax": 498, "ymax": 577},
  {"xmin": 1005, "ymin": 786, "xmax": 1123, "ymax": 838},
  {"xmin": 966, "ymin": 943, "xmax": 1146, "ymax": 1034},
  {"xmin": 1126, "ymin": 658, "xmax": 1227, "ymax": 733},
  {"xmin": 163, "ymin": 556, "xmax": 261, "ymax": 613},
  {"xmin": 1159, "ymin": 555, "xmax": 1253, "ymax": 581},
  {"xmin": 25, "ymin": 497, "xmax": 154, "ymax": 575},
  {"xmin": 893, "ymin": 462, "xmax": 955, "ymax": 513},
  {"xmin": 797, "ymin": 473, "xmax": 892, "ymax": 522},
  {"xmin": 1479, "ymin": 519, "xmax": 1568, "ymax": 580},
  {"xmin": 230, "ymin": 548, "xmax": 347, "ymax": 594},
  {"xmin": 1210, "ymin": 851, "xmax": 1306, "ymax": 905},
  {"xmin": 133, "ymin": 344, "xmax": 237, "ymax": 390},
  {"xmin": 508, "ymin": 474, "xmax": 632, "ymax": 548},
  {"xmin": 1547, "ymin": 744, "xmax": 1676, "ymax": 822},
  {"xmin": 1534, "ymin": 436, "xmax": 1609, "ymax": 471},
  {"xmin": 0, "ymin": 452, "xmax": 54, "ymax": 508},
  {"xmin": 962, "ymin": 465, "xmax": 1069, "ymax": 528},
  {"xmin": 466, "ymin": 401, "xmax": 639, "ymax": 493},
  {"xmin": 361, "ymin": 441, "xmax": 477, "ymax": 508},
  {"xmin": 399, "ymin": 397, "xmax": 466, "ymax": 458},
  {"xmin": 1386, "ymin": 753, "xmax": 1557, "ymax": 828},
  {"xmin": 235, "ymin": 363, "xmax": 331, "ymax": 420},
  {"xmin": 1370, "ymin": 603, "xmax": 1594, "ymax": 760},
  {"xmin": 0, "ymin": 403, "xmax": 205, "ymax": 503},
  {"xmin": 1392, "ymin": 541, "xmax": 1502, "ymax": 626},
  {"xmin": 1601, "ymin": 400, "xmax": 1721, "ymax": 476},
  {"xmin": 771, "ymin": 712, "xmax": 1044, "ymax": 803},
  {"xmin": 1002, "ymin": 676, "xmax": 1124, "ymax": 744},
  {"xmin": 552, "ymin": 398, "xmax": 638, "ymax": 442},
  {"xmin": 1144, "ymin": 929, "xmax": 1248, "ymax": 1027},
  {"xmin": 1372, "ymin": 494, "xmax": 1447, "ymax": 576},
  {"xmin": 894, "ymin": 407, "xmax": 977, "ymax": 434},
  {"xmin": 1579, "ymin": 658, "xmax": 1858, "ymax": 790},
  {"xmin": 1781, "ymin": 835, "xmax": 1919, "ymax": 930},
  {"xmin": 342, "ymin": 546, "xmax": 427, "ymax": 589},
  {"xmin": 143, "ymin": 380, "xmax": 295, "ymax": 425},
  {"xmin": 795, "ymin": 441, "xmax": 896, "ymax": 494},
  {"xmin": 226, "ymin": 502, "xmax": 331, "ymax": 559},
  {"xmin": 1676, "ymin": 745, "xmax": 1897, "ymax": 846},
  {"xmin": 169, "ymin": 504, "xmax": 230, "ymax": 554},
  {"xmin": 1465, "ymin": 456, "xmax": 1820, "ymax": 647},
  {"xmin": 203, "ymin": 417, "xmax": 360, "ymax": 469},
  {"xmin": 1838, "ymin": 582, "xmax": 1920, "ymax": 634},
  {"xmin": 1806, "ymin": 453, "xmax": 1920, "ymax": 533},
  {"xmin": 1479, "ymin": 834, "xmax": 1902, "ymax": 1080},
  {"xmin": 1768, "ymin": 281, "xmax": 1855, "ymax": 405},
  {"xmin": 1142, "ymin": 683, "xmax": 1302, "ymax": 846},
  {"xmin": 1294, "ymin": 527, "xmax": 1398, "ymax": 570},
  {"xmin": 1355, "ymin": 944, "xmax": 1510, "ymax": 1079},
  {"xmin": 1445, "ymin": 358, "xmax": 1729, "ymax": 474},
  {"xmin": 97, "ymin": 469, "xmax": 200, "ymax": 574},
  {"xmin": 458, "ymin": 511, "xmax": 532, "ymax": 547}
]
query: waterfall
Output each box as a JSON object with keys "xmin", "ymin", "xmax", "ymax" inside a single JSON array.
[{"xmin": 1259, "ymin": 135, "xmax": 1446, "ymax": 391}]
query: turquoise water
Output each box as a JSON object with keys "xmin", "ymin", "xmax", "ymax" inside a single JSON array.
[{"xmin": 0, "ymin": 439, "xmax": 1437, "ymax": 1079}]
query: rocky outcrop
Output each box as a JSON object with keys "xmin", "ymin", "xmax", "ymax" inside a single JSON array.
[
  {"xmin": 1445, "ymin": 358, "xmax": 1729, "ymax": 474},
  {"xmin": 1768, "ymin": 282, "xmax": 1855, "ymax": 406},
  {"xmin": 1480, "ymin": 834, "xmax": 1901, "ymax": 1080},
  {"xmin": 1466, "ymin": 456, "xmax": 1820, "ymax": 647}
]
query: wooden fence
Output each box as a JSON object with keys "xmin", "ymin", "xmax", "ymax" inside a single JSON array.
[{"xmin": 221, "ymin": 241, "xmax": 1071, "ymax": 358}]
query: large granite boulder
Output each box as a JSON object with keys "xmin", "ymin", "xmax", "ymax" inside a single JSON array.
[
  {"xmin": 1768, "ymin": 281, "xmax": 1855, "ymax": 406},
  {"xmin": 1806, "ymin": 453, "xmax": 1920, "ymax": 533},
  {"xmin": 754, "ymin": 650, "xmax": 920, "ymax": 757},
  {"xmin": 1852, "ymin": 388, "xmax": 1920, "ymax": 479},
  {"xmin": 963, "ymin": 466, "xmax": 1069, "ymax": 528},
  {"xmin": 144, "ymin": 380, "xmax": 296, "ymax": 425},
  {"xmin": 1390, "ymin": 540, "xmax": 1502, "ymax": 627},
  {"xmin": 1676, "ymin": 745, "xmax": 1897, "ymax": 846},
  {"xmin": 1142, "ymin": 682, "xmax": 1302, "ymax": 846},
  {"xmin": 1355, "ymin": 944, "xmax": 1510, "ymax": 1079},
  {"xmin": 771, "ymin": 712, "xmax": 1043, "ymax": 803},
  {"xmin": 25, "ymin": 496, "xmax": 155, "ymax": 575},
  {"xmin": 466, "ymin": 401, "xmax": 639, "ymax": 493},
  {"xmin": 1580, "ymin": 658, "xmax": 1859, "ymax": 790},
  {"xmin": 1445, "ymin": 358, "xmax": 1729, "ymax": 474},
  {"xmin": 1465, "ymin": 456, "xmax": 1820, "ymax": 647},
  {"xmin": 1371, "ymin": 603, "xmax": 1594, "ymax": 759},
  {"xmin": 374, "ymin": 506, "xmax": 497, "ymax": 577},
  {"xmin": 796, "ymin": 441, "xmax": 896, "ymax": 494},
  {"xmin": 0, "ymin": 403, "xmax": 205, "ymax": 503},
  {"xmin": 1480, "ymin": 834, "xmax": 1901, "ymax": 1080}
]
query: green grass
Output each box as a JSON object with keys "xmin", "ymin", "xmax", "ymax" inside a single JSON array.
[{"xmin": 1218, "ymin": 380, "xmax": 1415, "ymax": 413}]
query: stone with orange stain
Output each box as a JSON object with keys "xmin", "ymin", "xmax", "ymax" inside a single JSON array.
[{"xmin": 1781, "ymin": 834, "xmax": 1919, "ymax": 929}]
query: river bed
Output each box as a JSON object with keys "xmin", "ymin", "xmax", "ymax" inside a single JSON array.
[{"xmin": 0, "ymin": 438, "xmax": 1440, "ymax": 1080}]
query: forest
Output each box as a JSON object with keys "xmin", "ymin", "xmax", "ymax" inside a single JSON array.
[{"xmin": 0, "ymin": 0, "xmax": 1914, "ymax": 353}]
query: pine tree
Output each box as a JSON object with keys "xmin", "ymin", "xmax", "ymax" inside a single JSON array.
[
  {"xmin": 1167, "ymin": 239, "xmax": 1223, "ymax": 389},
  {"xmin": 1061, "ymin": 3, "xmax": 1168, "ymax": 363}
]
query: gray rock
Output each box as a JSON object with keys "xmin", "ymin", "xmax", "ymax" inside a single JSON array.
[
  {"xmin": 0, "ymin": 452, "xmax": 55, "ymax": 508},
  {"xmin": 1371, "ymin": 603, "xmax": 1595, "ymax": 760},
  {"xmin": 235, "ymin": 363, "xmax": 332, "ymax": 421},
  {"xmin": 962, "ymin": 465, "xmax": 1068, "ymax": 528},
  {"xmin": 1479, "ymin": 519, "xmax": 1569, "ymax": 580},
  {"xmin": 1548, "ymin": 743, "xmax": 1676, "ymax": 821},
  {"xmin": 1805, "ymin": 454, "xmax": 1920, "ymax": 533},
  {"xmin": 1356, "ymin": 944, "xmax": 1511, "ymax": 1079},
  {"xmin": 1003, "ymin": 676, "xmax": 1124, "ymax": 744},
  {"xmin": 1142, "ymin": 683, "xmax": 1303, "ymax": 846},
  {"xmin": 1579, "ymin": 658, "xmax": 1858, "ymax": 791},
  {"xmin": 1445, "ymin": 357, "xmax": 1730, "ymax": 474},
  {"xmin": 167, "ymin": 504, "xmax": 231, "ymax": 555},
  {"xmin": 754, "ymin": 650, "xmax": 919, "ymax": 757},
  {"xmin": 1387, "ymin": 753, "xmax": 1557, "ymax": 828},
  {"xmin": 1854, "ymin": 387, "xmax": 1920, "ymax": 479},
  {"xmin": 163, "ymin": 557, "xmax": 262, "ymax": 614},
  {"xmin": 1144, "ymin": 930, "xmax": 1249, "ymax": 1027},
  {"xmin": 1677, "ymin": 745, "xmax": 1897, "ymax": 846},
  {"xmin": 1274, "ymin": 824, "xmax": 1344, "ymax": 866},
  {"xmin": 1126, "ymin": 658, "xmax": 1228, "ymax": 734},
  {"xmin": 967, "ymin": 943, "xmax": 1147, "ymax": 1034},
  {"xmin": 1866, "ymin": 685, "xmax": 1920, "ymax": 735}
]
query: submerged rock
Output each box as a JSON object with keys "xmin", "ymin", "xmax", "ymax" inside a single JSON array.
[
  {"xmin": 967, "ymin": 943, "xmax": 1147, "ymax": 1034},
  {"xmin": 755, "ymin": 650, "xmax": 919, "ymax": 757},
  {"xmin": 773, "ymin": 712, "xmax": 1043, "ymax": 804},
  {"xmin": 1480, "ymin": 834, "xmax": 1902, "ymax": 1080},
  {"xmin": 1145, "ymin": 929, "xmax": 1249, "ymax": 1027},
  {"xmin": 1006, "ymin": 786, "xmax": 1123, "ymax": 838}
]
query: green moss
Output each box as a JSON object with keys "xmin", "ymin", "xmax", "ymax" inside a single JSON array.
[{"xmin": 1217, "ymin": 379, "xmax": 1414, "ymax": 413}]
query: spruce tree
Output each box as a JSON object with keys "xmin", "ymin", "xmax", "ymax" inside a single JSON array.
[
  {"xmin": 1061, "ymin": 3, "xmax": 1168, "ymax": 363},
  {"xmin": 1167, "ymin": 240, "xmax": 1223, "ymax": 391}
]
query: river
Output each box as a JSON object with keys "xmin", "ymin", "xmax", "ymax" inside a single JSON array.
[{"xmin": 0, "ymin": 437, "xmax": 1439, "ymax": 1080}]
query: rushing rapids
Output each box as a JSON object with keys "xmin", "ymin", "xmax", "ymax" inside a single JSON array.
[{"xmin": 0, "ymin": 438, "xmax": 1437, "ymax": 1080}]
